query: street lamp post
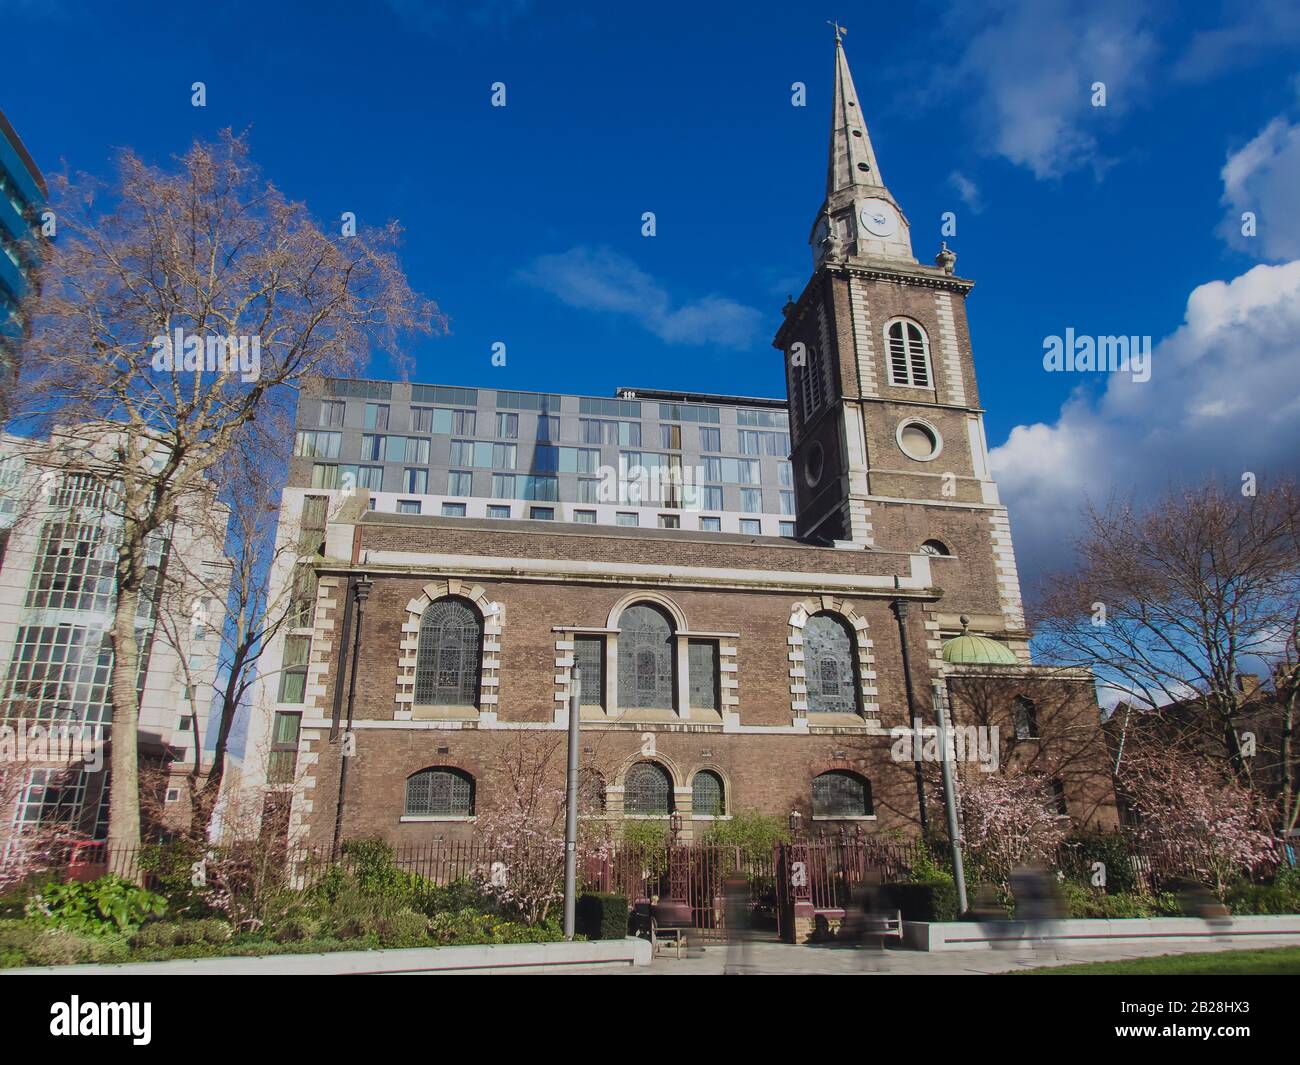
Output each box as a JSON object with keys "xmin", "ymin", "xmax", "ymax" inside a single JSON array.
[
  {"xmin": 562, "ymin": 667, "xmax": 582, "ymax": 940},
  {"xmin": 933, "ymin": 681, "xmax": 969, "ymax": 916}
]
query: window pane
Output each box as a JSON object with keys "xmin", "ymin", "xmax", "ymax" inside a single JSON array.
[
  {"xmin": 414, "ymin": 599, "xmax": 482, "ymax": 707},
  {"xmin": 624, "ymin": 762, "xmax": 672, "ymax": 815},
  {"xmin": 618, "ymin": 604, "xmax": 674, "ymax": 710},
  {"xmin": 804, "ymin": 614, "xmax": 857, "ymax": 714},
  {"xmin": 688, "ymin": 639, "xmax": 719, "ymax": 710},
  {"xmin": 574, "ymin": 635, "xmax": 604, "ymax": 707},
  {"xmin": 812, "ymin": 771, "xmax": 872, "ymax": 817},
  {"xmin": 692, "ymin": 771, "xmax": 724, "ymax": 816},
  {"xmin": 405, "ymin": 768, "xmax": 474, "ymax": 816}
]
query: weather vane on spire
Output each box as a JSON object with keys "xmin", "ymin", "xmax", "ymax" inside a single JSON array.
[{"xmin": 827, "ymin": 20, "xmax": 847, "ymax": 41}]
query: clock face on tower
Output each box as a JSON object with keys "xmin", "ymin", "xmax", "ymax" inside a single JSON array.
[{"xmin": 858, "ymin": 198, "xmax": 898, "ymax": 238}]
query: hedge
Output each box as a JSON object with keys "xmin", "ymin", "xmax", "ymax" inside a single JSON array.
[
  {"xmin": 576, "ymin": 893, "xmax": 629, "ymax": 940},
  {"xmin": 882, "ymin": 879, "xmax": 960, "ymax": 922}
]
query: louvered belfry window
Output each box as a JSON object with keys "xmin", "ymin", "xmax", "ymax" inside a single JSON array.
[
  {"xmin": 414, "ymin": 598, "xmax": 482, "ymax": 707},
  {"xmin": 887, "ymin": 320, "xmax": 931, "ymax": 387},
  {"xmin": 618, "ymin": 603, "xmax": 675, "ymax": 710},
  {"xmin": 804, "ymin": 613, "xmax": 858, "ymax": 714}
]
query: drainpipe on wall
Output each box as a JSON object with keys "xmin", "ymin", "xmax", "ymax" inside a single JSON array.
[
  {"xmin": 893, "ymin": 599, "xmax": 929, "ymax": 834},
  {"xmin": 331, "ymin": 574, "xmax": 372, "ymax": 858}
]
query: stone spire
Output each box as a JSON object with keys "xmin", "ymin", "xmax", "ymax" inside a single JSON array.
[
  {"xmin": 811, "ymin": 30, "xmax": 914, "ymax": 266},
  {"xmin": 825, "ymin": 32, "xmax": 885, "ymax": 205}
]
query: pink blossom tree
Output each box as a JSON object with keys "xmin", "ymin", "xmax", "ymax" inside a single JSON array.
[
  {"xmin": 957, "ymin": 768, "xmax": 1069, "ymax": 893},
  {"xmin": 1117, "ymin": 741, "xmax": 1277, "ymax": 896},
  {"xmin": 472, "ymin": 737, "xmax": 568, "ymax": 926}
]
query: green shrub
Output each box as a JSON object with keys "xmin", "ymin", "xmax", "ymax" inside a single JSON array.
[
  {"xmin": 135, "ymin": 840, "xmax": 215, "ymax": 919},
  {"xmin": 576, "ymin": 893, "xmax": 628, "ymax": 940},
  {"xmin": 26, "ymin": 876, "xmax": 167, "ymax": 936},
  {"xmin": 428, "ymin": 907, "xmax": 563, "ymax": 945},
  {"xmin": 0, "ymin": 919, "xmax": 129, "ymax": 968},
  {"xmin": 418, "ymin": 878, "xmax": 496, "ymax": 918},
  {"xmin": 129, "ymin": 918, "xmax": 234, "ymax": 949},
  {"xmin": 1060, "ymin": 833, "xmax": 1139, "ymax": 895},
  {"xmin": 883, "ymin": 878, "xmax": 960, "ymax": 922},
  {"xmin": 1061, "ymin": 882, "xmax": 1178, "ymax": 918},
  {"xmin": 1223, "ymin": 876, "xmax": 1300, "ymax": 916},
  {"xmin": 702, "ymin": 811, "xmax": 789, "ymax": 862},
  {"xmin": 340, "ymin": 838, "xmax": 414, "ymax": 899},
  {"xmin": 269, "ymin": 912, "xmax": 324, "ymax": 943}
]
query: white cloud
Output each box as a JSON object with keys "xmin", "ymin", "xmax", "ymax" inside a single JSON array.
[
  {"xmin": 1174, "ymin": 1, "xmax": 1300, "ymax": 81},
  {"xmin": 991, "ymin": 259, "xmax": 1300, "ymax": 587},
  {"xmin": 1219, "ymin": 115, "xmax": 1300, "ymax": 261},
  {"xmin": 948, "ymin": 171, "xmax": 984, "ymax": 213},
  {"xmin": 944, "ymin": 0, "xmax": 1157, "ymax": 179},
  {"xmin": 519, "ymin": 246, "xmax": 764, "ymax": 350}
]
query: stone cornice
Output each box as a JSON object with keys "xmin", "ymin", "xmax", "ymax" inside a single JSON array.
[{"xmin": 316, "ymin": 549, "xmax": 942, "ymax": 600}]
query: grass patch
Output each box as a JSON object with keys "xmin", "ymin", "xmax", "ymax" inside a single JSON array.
[{"xmin": 1018, "ymin": 946, "xmax": 1300, "ymax": 975}]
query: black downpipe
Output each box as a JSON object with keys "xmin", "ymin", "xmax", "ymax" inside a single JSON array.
[
  {"xmin": 331, "ymin": 577, "xmax": 370, "ymax": 857},
  {"xmin": 893, "ymin": 599, "xmax": 929, "ymax": 834}
]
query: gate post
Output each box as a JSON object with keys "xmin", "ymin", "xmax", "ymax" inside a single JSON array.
[{"xmin": 789, "ymin": 840, "xmax": 815, "ymax": 943}]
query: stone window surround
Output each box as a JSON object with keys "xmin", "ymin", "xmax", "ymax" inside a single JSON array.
[
  {"xmin": 552, "ymin": 591, "xmax": 738, "ymax": 724},
  {"xmin": 787, "ymin": 596, "xmax": 879, "ymax": 727},
  {"xmin": 882, "ymin": 315, "xmax": 936, "ymax": 391},
  {"xmin": 395, "ymin": 579, "xmax": 504, "ymax": 722}
]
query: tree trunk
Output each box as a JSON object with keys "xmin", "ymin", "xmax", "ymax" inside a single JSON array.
[
  {"xmin": 1281, "ymin": 687, "xmax": 1297, "ymax": 833},
  {"xmin": 108, "ymin": 577, "xmax": 144, "ymax": 878}
]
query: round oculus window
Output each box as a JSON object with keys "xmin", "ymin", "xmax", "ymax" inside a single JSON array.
[
  {"xmin": 804, "ymin": 442, "xmax": 825, "ymax": 487},
  {"xmin": 897, "ymin": 420, "xmax": 940, "ymax": 461}
]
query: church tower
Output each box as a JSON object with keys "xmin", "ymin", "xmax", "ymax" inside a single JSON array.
[{"xmin": 774, "ymin": 29, "xmax": 1027, "ymax": 641}]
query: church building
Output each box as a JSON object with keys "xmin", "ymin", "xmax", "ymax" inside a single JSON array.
[{"xmin": 237, "ymin": 36, "xmax": 1119, "ymax": 848}]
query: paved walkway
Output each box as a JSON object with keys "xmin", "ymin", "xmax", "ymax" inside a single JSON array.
[{"xmin": 563, "ymin": 935, "xmax": 1300, "ymax": 975}]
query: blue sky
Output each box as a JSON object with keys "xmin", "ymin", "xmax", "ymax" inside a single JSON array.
[{"xmin": 3, "ymin": 0, "xmax": 1300, "ymax": 587}]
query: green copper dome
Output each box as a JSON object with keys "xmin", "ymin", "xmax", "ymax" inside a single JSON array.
[{"xmin": 941, "ymin": 618, "xmax": 1019, "ymax": 665}]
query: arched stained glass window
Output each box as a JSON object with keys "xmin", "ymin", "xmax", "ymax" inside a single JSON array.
[
  {"xmin": 812, "ymin": 771, "xmax": 872, "ymax": 818},
  {"xmin": 414, "ymin": 597, "xmax": 482, "ymax": 707},
  {"xmin": 618, "ymin": 603, "xmax": 675, "ymax": 710},
  {"xmin": 405, "ymin": 767, "xmax": 474, "ymax": 817},
  {"xmin": 625, "ymin": 761, "xmax": 673, "ymax": 815},
  {"xmin": 804, "ymin": 613, "xmax": 858, "ymax": 715},
  {"xmin": 692, "ymin": 771, "xmax": 724, "ymax": 816}
]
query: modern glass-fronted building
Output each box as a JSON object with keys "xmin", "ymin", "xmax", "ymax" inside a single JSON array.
[
  {"xmin": 0, "ymin": 108, "xmax": 46, "ymax": 374},
  {"xmin": 291, "ymin": 379, "xmax": 797, "ymax": 536}
]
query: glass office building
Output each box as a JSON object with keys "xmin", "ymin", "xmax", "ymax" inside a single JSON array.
[
  {"xmin": 0, "ymin": 108, "xmax": 46, "ymax": 397},
  {"xmin": 291, "ymin": 380, "xmax": 798, "ymax": 536}
]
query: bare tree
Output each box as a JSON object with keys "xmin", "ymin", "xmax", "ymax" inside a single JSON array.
[
  {"xmin": 150, "ymin": 424, "xmax": 313, "ymax": 839},
  {"xmin": 10, "ymin": 131, "xmax": 441, "ymax": 857},
  {"xmin": 1034, "ymin": 479, "xmax": 1300, "ymax": 800}
]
